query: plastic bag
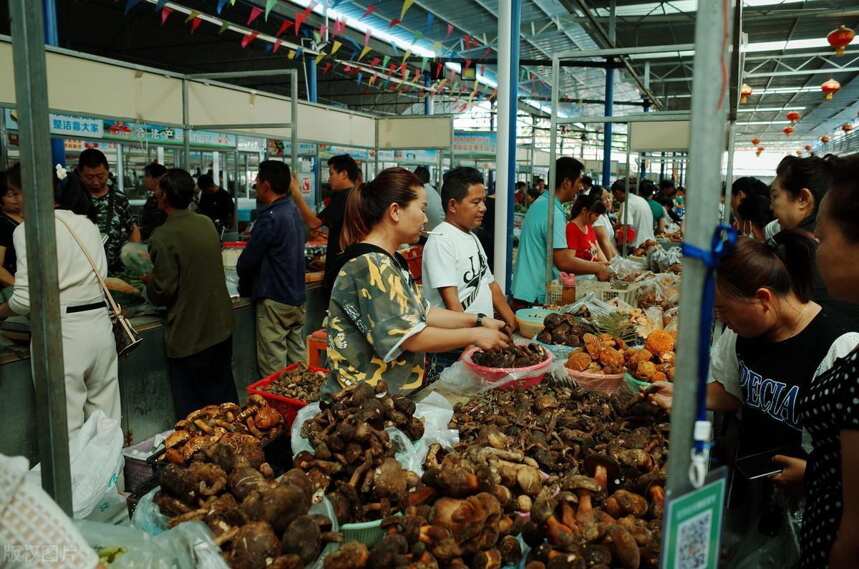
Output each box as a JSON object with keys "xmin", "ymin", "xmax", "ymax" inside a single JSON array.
[
  {"xmin": 609, "ymin": 255, "xmax": 644, "ymax": 281},
  {"xmin": 132, "ymin": 486, "xmax": 171, "ymax": 536},
  {"xmin": 164, "ymin": 521, "xmax": 231, "ymax": 569},
  {"xmin": 29, "ymin": 410, "xmax": 124, "ymax": 519},
  {"xmin": 650, "ymin": 246, "xmax": 682, "ymax": 273},
  {"xmin": 291, "ymin": 401, "xmax": 322, "ymax": 458},
  {"xmin": 76, "ymin": 519, "xmax": 173, "ymax": 568},
  {"xmin": 408, "ymin": 392, "xmax": 460, "ymax": 475},
  {"xmin": 434, "ymin": 360, "xmax": 519, "ymax": 395},
  {"xmin": 121, "ymin": 242, "xmax": 154, "ymax": 276}
]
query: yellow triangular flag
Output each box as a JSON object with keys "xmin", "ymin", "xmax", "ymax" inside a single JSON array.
[
  {"xmin": 358, "ymin": 46, "xmax": 373, "ymax": 61},
  {"xmin": 288, "ymin": 50, "xmax": 296, "ymax": 60},
  {"xmin": 401, "ymin": 50, "xmax": 411, "ymax": 64},
  {"xmin": 400, "ymin": 0, "xmax": 415, "ymax": 20},
  {"xmin": 315, "ymin": 51, "xmax": 327, "ymax": 64},
  {"xmin": 331, "ymin": 41, "xmax": 342, "ymax": 55},
  {"xmin": 184, "ymin": 10, "xmax": 199, "ymax": 23}
]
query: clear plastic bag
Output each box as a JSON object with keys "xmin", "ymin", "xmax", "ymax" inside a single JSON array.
[
  {"xmin": 408, "ymin": 392, "xmax": 459, "ymax": 475},
  {"xmin": 131, "ymin": 486, "xmax": 171, "ymax": 536},
  {"xmin": 121, "ymin": 243, "xmax": 154, "ymax": 276},
  {"xmin": 434, "ymin": 360, "xmax": 519, "ymax": 395},
  {"xmin": 608, "ymin": 255, "xmax": 644, "ymax": 281},
  {"xmin": 291, "ymin": 402, "xmax": 322, "ymax": 458}
]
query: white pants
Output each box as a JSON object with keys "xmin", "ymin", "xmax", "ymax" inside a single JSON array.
[{"xmin": 51, "ymin": 309, "xmax": 120, "ymax": 435}]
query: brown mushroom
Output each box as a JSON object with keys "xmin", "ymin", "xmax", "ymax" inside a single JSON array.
[{"xmin": 606, "ymin": 525, "xmax": 640, "ymax": 569}]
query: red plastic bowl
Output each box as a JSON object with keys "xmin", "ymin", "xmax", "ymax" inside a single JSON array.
[
  {"xmin": 246, "ymin": 363, "xmax": 328, "ymax": 427},
  {"xmin": 461, "ymin": 346, "xmax": 553, "ymax": 390}
]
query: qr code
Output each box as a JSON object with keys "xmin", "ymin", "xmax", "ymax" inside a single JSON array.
[{"xmin": 677, "ymin": 510, "xmax": 711, "ymax": 568}]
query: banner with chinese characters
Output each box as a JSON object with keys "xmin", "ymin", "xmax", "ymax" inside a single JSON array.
[
  {"xmin": 4, "ymin": 109, "xmax": 104, "ymax": 138},
  {"xmin": 103, "ymin": 119, "xmax": 180, "ymax": 144},
  {"xmin": 188, "ymin": 130, "xmax": 237, "ymax": 148},
  {"xmin": 454, "ymin": 130, "xmax": 496, "ymax": 156}
]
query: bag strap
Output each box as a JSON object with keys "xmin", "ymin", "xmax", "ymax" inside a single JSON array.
[{"xmin": 56, "ymin": 215, "xmax": 123, "ymax": 317}]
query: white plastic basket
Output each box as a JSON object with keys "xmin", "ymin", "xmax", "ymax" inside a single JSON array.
[{"xmin": 575, "ymin": 280, "xmax": 641, "ymax": 305}]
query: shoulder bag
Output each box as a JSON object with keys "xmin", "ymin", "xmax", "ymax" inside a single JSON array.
[{"xmin": 57, "ymin": 215, "xmax": 143, "ymax": 357}]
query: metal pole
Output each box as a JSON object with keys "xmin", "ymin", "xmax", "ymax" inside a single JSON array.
[
  {"xmin": 232, "ymin": 149, "xmax": 239, "ymax": 233},
  {"xmin": 308, "ymin": 57, "xmax": 318, "ymax": 103},
  {"xmin": 9, "ymin": 0, "xmax": 72, "ymax": 513},
  {"xmin": 494, "ymin": 0, "xmax": 514, "ymax": 290},
  {"xmin": 290, "ymin": 69, "xmax": 298, "ymax": 174},
  {"xmin": 546, "ymin": 57, "xmax": 560, "ymax": 300},
  {"xmin": 602, "ymin": 0, "xmax": 615, "ymax": 190},
  {"xmin": 623, "ymin": 137, "xmax": 630, "ymax": 257},
  {"xmin": 507, "ymin": 0, "xmax": 521, "ymax": 293},
  {"xmin": 116, "ymin": 143, "xmax": 124, "ymax": 193},
  {"xmin": 182, "ymin": 79, "xmax": 190, "ymax": 169},
  {"xmin": 374, "ymin": 120, "xmax": 380, "ymax": 176},
  {"xmin": 722, "ymin": 122, "xmax": 736, "ymax": 224},
  {"xmin": 666, "ymin": 0, "xmax": 734, "ymax": 499},
  {"xmin": 42, "ymin": 0, "xmax": 65, "ymax": 169},
  {"xmin": 0, "ymin": 111, "xmax": 8, "ymax": 169}
]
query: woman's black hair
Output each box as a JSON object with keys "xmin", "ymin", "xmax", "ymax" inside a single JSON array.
[
  {"xmin": 717, "ymin": 230, "xmax": 816, "ymax": 303},
  {"xmin": 731, "ymin": 176, "xmax": 769, "ymax": 198},
  {"xmin": 821, "ymin": 153, "xmax": 859, "ymax": 243},
  {"xmin": 774, "ymin": 155, "xmax": 832, "ymax": 217},
  {"xmin": 143, "ymin": 162, "xmax": 167, "ymax": 178},
  {"xmin": 56, "ymin": 172, "xmax": 97, "ymax": 223},
  {"xmin": 570, "ymin": 188, "xmax": 607, "ymax": 219},
  {"xmin": 736, "ymin": 192, "xmax": 774, "ymax": 232},
  {"xmin": 341, "ymin": 167, "xmax": 422, "ymax": 249}
]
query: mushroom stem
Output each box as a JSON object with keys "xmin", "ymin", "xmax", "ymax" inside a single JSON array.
[
  {"xmin": 546, "ymin": 515, "xmax": 573, "ymax": 545},
  {"xmin": 594, "ymin": 465, "xmax": 608, "ymax": 491}
]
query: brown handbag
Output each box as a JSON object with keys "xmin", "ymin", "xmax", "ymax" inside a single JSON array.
[{"xmin": 57, "ymin": 216, "xmax": 143, "ymax": 357}]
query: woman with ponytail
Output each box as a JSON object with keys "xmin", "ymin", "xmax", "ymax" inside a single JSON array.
[
  {"xmin": 648, "ymin": 231, "xmax": 858, "ymax": 566},
  {"xmin": 565, "ymin": 189, "xmax": 610, "ymax": 280},
  {"xmin": 324, "ymin": 167, "xmax": 510, "ymax": 395}
]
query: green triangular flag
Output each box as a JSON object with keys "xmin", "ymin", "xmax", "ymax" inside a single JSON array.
[
  {"xmin": 421, "ymin": 57, "xmax": 428, "ymax": 71},
  {"xmin": 382, "ymin": 55, "xmax": 391, "ymax": 69},
  {"xmin": 265, "ymin": 0, "xmax": 277, "ymax": 20},
  {"xmin": 219, "ymin": 21, "xmax": 230, "ymax": 34}
]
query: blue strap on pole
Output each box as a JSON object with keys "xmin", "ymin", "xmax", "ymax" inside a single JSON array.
[{"xmin": 680, "ymin": 223, "xmax": 737, "ymax": 486}]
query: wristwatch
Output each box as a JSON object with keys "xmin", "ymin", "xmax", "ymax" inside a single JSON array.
[{"xmin": 475, "ymin": 313, "xmax": 486, "ymax": 327}]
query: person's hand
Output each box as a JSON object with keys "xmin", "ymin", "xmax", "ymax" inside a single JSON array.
[
  {"xmin": 481, "ymin": 316, "xmax": 507, "ymax": 332},
  {"xmin": 596, "ymin": 269, "xmax": 611, "ymax": 282},
  {"xmin": 502, "ymin": 313, "xmax": 518, "ymax": 336},
  {"xmin": 473, "ymin": 327, "xmax": 511, "ymax": 350},
  {"xmin": 770, "ymin": 455, "xmax": 806, "ymax": 490},
  {"xmin": 645, "ymin": 381, "xmax": 674, "ymax": 410}
]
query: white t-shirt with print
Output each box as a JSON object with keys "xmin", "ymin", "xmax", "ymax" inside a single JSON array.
[{"xmin": 422, "ymin": 221, "xmax": 495, "ymax": 315}]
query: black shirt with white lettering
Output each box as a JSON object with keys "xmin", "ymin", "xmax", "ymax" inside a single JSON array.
[{"xmin": 734, "ymin": 309, "xmax": 852, "ymax": 456}]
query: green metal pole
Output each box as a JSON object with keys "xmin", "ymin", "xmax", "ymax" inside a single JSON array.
[{"xmin": 9, "ymin": 0, "xmax": 72, "ymax": 514}]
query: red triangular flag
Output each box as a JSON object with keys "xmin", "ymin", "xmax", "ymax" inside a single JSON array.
[
  {"xmin": 190, "ymin": 17, "xmax": 202, "ymax": 33},
  {"xmin": 389, "ymin": 18, "xmax": 401, "ymax": 28},
  {"xmin": 241, "ymin": 31, "xmax": 259, "ymax": 48},
  {"xmin": 447, "ymin": 23, "xmax": 454, "ymax": 38},
  {"xmin": 322, "ymin": 62, "xmax": 333, "ymax": 74},
  {"xmin": 370, "ymin": 56, "xmax": 382, "ymax": 66},
  {"xmin": 361, "ymin": 5, "xmax": 378, "ymax": 19},
  {"xmin": 160, "ymin": 7, "xmax": 172, "ymax": 25},
  {"xmin": 435, "ymin": 62, "xmax": 443, "ymax": 78},
  {"xmin": 247, "ymin": 6, "xmax": 263, "ymax": 26},
  {"xmin": 295, "ymin": 9, "xmax": 310, "ymax": 35},
  {"xmin": 273, "ymin": 39, "xmax": 282, "ymax": 53},
  {"xmin": 276, "ymin": 19, "xmax": 291, "ymax": 37}
]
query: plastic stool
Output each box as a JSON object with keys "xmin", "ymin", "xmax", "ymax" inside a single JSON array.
[{"xmin": 307, "ymin": 329, "xmax": 328, "ymax": 368}]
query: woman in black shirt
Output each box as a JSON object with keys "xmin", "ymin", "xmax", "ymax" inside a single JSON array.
[
  {"xmin": 798, "ymin": 154, "xmax": 859, "ymax": 569},
  {"xmin": 0, "ymin": 165, "xmax": 24, "ymax": 290}
]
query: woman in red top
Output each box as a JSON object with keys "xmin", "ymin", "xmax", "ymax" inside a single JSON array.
[{"xmin": 566, "ymin": 190, "xmax": 610, "ymax": 278}]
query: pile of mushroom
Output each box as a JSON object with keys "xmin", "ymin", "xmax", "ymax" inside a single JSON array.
[
  {"xmin": 536, "ymin": 313, "xmax": 590, "ymax": 348},
  {"xmin": 295, "ymin": 380, "xmax": 425, "ymax": 524},
  {"xmin": 155, "ymin": 431, "xmax": 339, "ymax": 569},
  {"xmin": 262, "ymin": 365, "xmax": 328, "ymax": 402},
  {"xmin": 472, "ymin": 344, "xmax": 548, "ymax": 369},
  {"xmin": 625, "ymin": 331, "xmax": 676, "ymax": 383},
  {"xmin": 161, "ymin": 396, "xmax": 284, "ymax": 465},
  {"xmin": 449, "ymin": 385, "xmax": 669, "ymax": 568},
  {"xmin": 565, "ymin": 334, "xmax": 628, "ymax": 375}
]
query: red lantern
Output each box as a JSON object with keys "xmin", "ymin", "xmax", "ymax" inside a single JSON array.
[
  {"xmin": 827, "ymin": 25, "xmax": 855, "ymax": 56},
  {"xmin": 842, "ymin": 123, "xmax": 854, "ymax": 134},
  {"xmin": 820, "ymin": 135, "xmax": 831, "ymax": 144},
  {"xmin": 755, "ymin": 146, "xmax": 765, "ymax": 157},
  {"xmin": 822, "ymin": 78, "xmax": 841, "ymax": 100},
  {"xmin": 751, "ymin": 137, "xmax": 761, "ymax": 146},
  {"xmin": 740, "ymin": 84, "xmax": 753, "ymax": 104},
  {"xmin": 786, "ymin": 111, "xmax": 801, "ymax": 124},
  {"xmin": 783, "ymin": 126, "xmax": 795, "ymax": 136},
  {"xmin": 804, "ymin": 144, "xmax": 813, "ymax": 152}
]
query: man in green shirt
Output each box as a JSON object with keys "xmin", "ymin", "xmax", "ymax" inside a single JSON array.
[
  {"xmin": 146, "ymin": 169, "xmax": 237, "ymax": 420},
  {"xmin": 512, "ymin": 157, "xmax": 609, "ymax": 306},
  {"xmin": 639, "ymin": 180, "xmax": 667, "ymax": 234}
]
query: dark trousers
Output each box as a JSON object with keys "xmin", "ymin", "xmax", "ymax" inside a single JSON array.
[{"xmin": 167, "ymin": 337, "xmax": 239, "ymax": 420}]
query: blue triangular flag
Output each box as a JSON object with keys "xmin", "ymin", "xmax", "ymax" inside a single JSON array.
[
  {"xmin": 295, "ymin": 47, "xmax": 304, "ymax": 58},
  {"xmin": 217, "ymin": 0, "xmax": 229, "ymax": 14},
  {"xmin": 155, "ymin": 0, "xmax": 168, "ymax": 9},
  {"xmin": 356, "ymin": 72, "xmax": 364, "ymax": 84},
  {"xmin": 125, "ymin": 0, "xmax": 143, "ymax": 14},
  {"xmin": 425, "ymin": 13, "xmax": 434, "ymax": 35}
]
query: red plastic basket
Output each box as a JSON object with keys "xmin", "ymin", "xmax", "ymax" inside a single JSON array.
[
  {"xmin": 246, "ymin": 363, "xmax": 328, "ymax": 427},
  {"xmin": 307, "ymin": 329, "xmax": 328, "ymax": 369},
  {"xmin": 461, "ymin": 347, "xmax": 553, "ymax": 390}
]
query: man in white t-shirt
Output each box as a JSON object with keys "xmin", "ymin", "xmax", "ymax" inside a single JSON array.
[
  {"xmin": 423, "ymin": 167, "xmax": 517, "ymax": 332},
  {"xmin": 612, "ymin": 179, "xmax": 654, "ymax": 247}
]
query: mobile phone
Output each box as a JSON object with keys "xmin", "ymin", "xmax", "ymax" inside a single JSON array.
[{"xmin": 736, "ymin": 449, "xmax": 787, "ymax": 480}]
